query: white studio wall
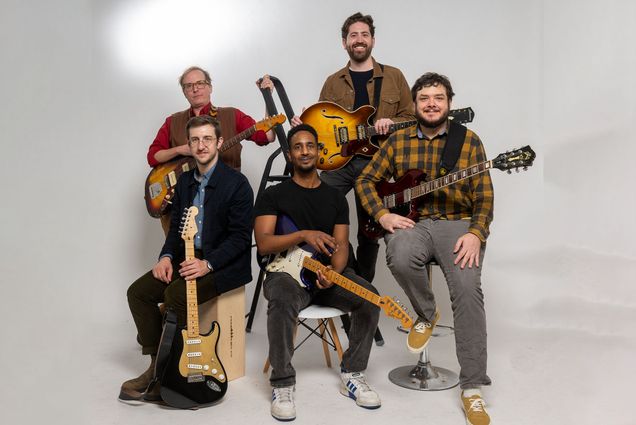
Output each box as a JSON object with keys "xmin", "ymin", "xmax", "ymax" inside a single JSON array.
[{"xmin": 0, "ymin": 0, "xmax": 633, "ymax": 424}]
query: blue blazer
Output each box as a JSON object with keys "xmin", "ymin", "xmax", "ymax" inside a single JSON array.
[{"xmin": 160, "ymin": 160, "xmax": 254, "ymax": 294}]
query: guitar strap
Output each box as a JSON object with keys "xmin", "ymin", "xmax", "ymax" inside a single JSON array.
[
  {"xmin": 148, "ymin": 309, "xmax": 178, "ymax": 393},
  {"xmin": 439, "ymin": 120, "xmax": 468, "ymax": 176},
  {"xmin": 370, "ymin": 64, "xmax": 384, "ymax": 124}
]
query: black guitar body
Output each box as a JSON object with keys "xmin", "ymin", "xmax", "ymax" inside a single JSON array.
[{"xmin": 159, "ymin": 320, "xmax": 228, "ymax": 409}]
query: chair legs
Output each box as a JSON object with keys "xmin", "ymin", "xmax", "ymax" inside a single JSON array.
[{"xmin": 263, "ymin": 317, "xmax": 343, "ymax": 373}]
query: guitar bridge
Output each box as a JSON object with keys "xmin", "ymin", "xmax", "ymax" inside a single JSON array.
[{"xmin": 187, "ymin": 374, "xmax": 205, "ymax": 383}]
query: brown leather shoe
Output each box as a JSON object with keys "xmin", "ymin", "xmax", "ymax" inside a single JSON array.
[
  {"xmin": 118, "ymin": 357, "xmax": 155, "ymax": 401},
  {"xmin": 143, "ymin": 380, "xmax": 162, "ymax": 403}
]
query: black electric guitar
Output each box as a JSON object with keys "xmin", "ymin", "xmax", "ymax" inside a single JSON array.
[
  {"xmin": 158, "ymin": 206, "xmax": 228, "ymax": 408},
  {"xmin": 360, "ymin": 146, "xmax": 536, "ymax": 239}
]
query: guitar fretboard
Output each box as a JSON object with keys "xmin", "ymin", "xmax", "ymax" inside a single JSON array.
[
  {"xmin": 184, "ymin": 240, "xmax": 200, "ymax": 338},
  {"xmin": 384, "ymin": 160, "xmax": 493, "ymax": 208},
  {"xmin": 366, "ymin": 107, "xmax": 473, "ymax": 139},
  {"xmin": 366, "ymin": 120, "xmax": 416, "ymax": 138},
  {"xmin": 220, "ymin": 125, "xmax": 257, "ymax": 153},
  {"xmin": 302, "ymin": 257, "xmax": 381, "ymax": 306}
]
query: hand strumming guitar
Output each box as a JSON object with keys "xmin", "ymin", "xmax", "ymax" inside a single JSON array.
[{"xmin": 300, "ymin": 230, "xmax": 338, "ymax": 257}]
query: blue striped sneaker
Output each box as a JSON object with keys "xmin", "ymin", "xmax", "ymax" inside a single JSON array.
[
  {"xmin": 271, "ymin": 386, "xmax": 296, "ymax": 421},
  {"xmin": 339, "ymin": 372, "xmax": 381, "ymax": 409}
]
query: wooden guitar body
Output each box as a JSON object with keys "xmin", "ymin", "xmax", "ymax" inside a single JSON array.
[
  {"xmin": 144, "ymin": 157, "xmax": 195, "ymax": 218},
  {"xmin": 300, "ymin": 102, "xmax": 377, "ymax": 171},
  {"xmin": 360, "ymin": 169, "xmax": 428, "ymax": 240}
]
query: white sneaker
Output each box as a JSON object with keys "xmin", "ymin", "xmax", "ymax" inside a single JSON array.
[
  {"xmin": 271, "ymin": 385, "xmax": 296, "ymax": 421},
  {"xmin": 340, "ymin": 371, "xmax": 381, "ymax": 409}
]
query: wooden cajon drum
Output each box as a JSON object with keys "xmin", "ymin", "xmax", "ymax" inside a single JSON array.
[{"xmin": 198, "ymin": 286, "xmax": 246, "ymax": 381}]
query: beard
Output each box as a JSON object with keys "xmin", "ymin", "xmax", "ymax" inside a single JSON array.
[
  {"xmin": 416, "ymin": 108, "xmax": 449, "ymax": 129},
  {"xmin": 346, "ymin": 42, "xmax": 372, "ymax": 63}
]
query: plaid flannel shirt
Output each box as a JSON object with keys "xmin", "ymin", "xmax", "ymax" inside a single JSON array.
[{"xmin": 355, "ymin": 123, "xmax": 494, "ymax": 241}]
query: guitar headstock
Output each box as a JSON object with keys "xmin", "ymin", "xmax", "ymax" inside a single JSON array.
[
  {"xmin": 492, "ymin": 145, "xmax": 536, "ymax": 173},
  {"xmin": 379, "ymin": 296, "xmax": 414, "ymax": 329},
  {"xmin": 449, "ymin": 107, "xmax": 475, "ymax": 124},
  {"xmin": 255, "ymin": 114, "xmax": 286, "ymax": 132},
  {"xmin": 180, "ymin": 206, "xmax": 199, "ymax": 242}
]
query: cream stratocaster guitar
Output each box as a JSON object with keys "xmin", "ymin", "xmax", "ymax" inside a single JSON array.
[
  {"xmin": 144, "ymin": 114, "xmax": 286, "ymax": 218},
  {"xmin": 300, "ymin": 102, "xmax": 474, "ymax": 171},
  {"xmin": 159, "ymin": 206, "xmax": 227, "ymax": 408},
  {"xmin": 264, "ymin": 215, "xmax": 413, "ymax": 329}
]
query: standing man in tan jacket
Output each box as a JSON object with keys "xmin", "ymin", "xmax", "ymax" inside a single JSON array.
[{"xmin": 292, "ymin": 12, "xmax": 414, "ymax": 285}]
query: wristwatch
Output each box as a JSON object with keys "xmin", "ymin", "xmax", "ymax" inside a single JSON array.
[{"xmin": 206, "ymin": 260, "xmax": 213, "ymax": 272}]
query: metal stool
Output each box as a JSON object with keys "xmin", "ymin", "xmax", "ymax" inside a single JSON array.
[
  {"xmin": 263, "ymin": 305, "xmax": 345, "ymax": 372},
  {"xmin": 388, "ymin": 262, "xmax": 460, "ymax": 391}
]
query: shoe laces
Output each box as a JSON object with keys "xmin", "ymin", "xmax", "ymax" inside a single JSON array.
[
  {"xmin": 273, "ymin": 386, "xmax": 294, "ymax": 403},
  {"xmin": 345, "ymin": 373, "xmax": 371, "ymax": 393},
  {"xmin": 468, "ymin": 397, "xmax": 486, "ymax": 413},
  {"xmin": 414, "ymin": 320, "xmax": 432, "ymax": 333}
]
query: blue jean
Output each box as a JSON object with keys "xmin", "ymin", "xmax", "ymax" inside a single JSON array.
[
  {"xmin": 384, "ymin": 218, "xmax": 491, "ymax": 389},
  {"xmin": 263, "ymin": 267, "xmax": 380, "ymax": 387}
]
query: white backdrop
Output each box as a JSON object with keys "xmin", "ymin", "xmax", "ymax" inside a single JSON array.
[{"xmin": 0, "ymin": 0, "xmax": 634, "ymax": 423}]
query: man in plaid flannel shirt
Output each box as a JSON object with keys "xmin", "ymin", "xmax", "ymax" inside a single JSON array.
[{"xmin": 356, "ymin": 72, "xmax": 494, "ymax": 425}]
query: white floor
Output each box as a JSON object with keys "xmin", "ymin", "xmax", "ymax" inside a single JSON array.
[
  {"xmin": 86, "ymin": 309, "xmax": 634, "ymax": 425},
  {"xmin": 4, "ymin": 245, "xmax": 633, "ymax": 425}
]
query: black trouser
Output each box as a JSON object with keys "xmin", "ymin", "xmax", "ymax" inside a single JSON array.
[{"xmin": 127, "ymin": 254, "xmax": 218, "ymax": 355}]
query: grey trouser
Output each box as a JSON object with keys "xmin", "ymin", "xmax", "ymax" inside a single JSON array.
[
  {"xmin": 321, "ymin": 157, "xmax": 379, "ymax": 283},
  {"xmin": 263, "ymin": 268, "xmax": 380, "ymax": 387},
  {"xmin": 385, "ymin": 218, "xmax": 491, "ymax": 388}
]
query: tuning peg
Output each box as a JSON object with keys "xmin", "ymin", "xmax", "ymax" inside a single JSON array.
[
  {"xmin": 515, "ymin": 168, "xmax": 520, "ymax": 173},
  {"xmin": 507, "ymin": 170, "xmax": 512, "ymax": 174},
  {"xmin": 523, "ymin": 166, "xmax": 528, "ymax": 171}
]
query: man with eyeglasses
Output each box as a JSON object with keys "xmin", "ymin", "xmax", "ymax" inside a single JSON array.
[
  {"xmin": 121, "ymin": 115, "xmax": 254, "ymax": 403},
  {"xmin": 147, "ymin": 65, "xmax": 275, "ymax": 233}
]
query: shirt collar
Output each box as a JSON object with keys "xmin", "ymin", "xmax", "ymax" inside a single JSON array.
[
  {"xmin": 189, "ymin": 102, "xmax": 215, "ymax": 117},
  {"xmin": 417, "ymin": 120, "xmax": 449, "ymax": 140},
  {"xmin": 194, "ymin": 163, "xmax": 216, "ymax": 184}
]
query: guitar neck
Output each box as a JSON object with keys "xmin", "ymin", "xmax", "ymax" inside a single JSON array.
[
  {"xmin": 184, "ymin": 240, "xmax": 200, "ymax": 337},
  {"xmin": 385, "ymin": 160, "xmax": 493, "ymax": 208},
  {"xmin": 219, "ymin": 125, "xmax": 256, "ymax": 153},
  {"xmin": 302, "ymin": 257, "xmax": 381, "ymax": 306},
  {"xmin": 366, "ymin": 120, "xmax": 416, "ymax": 138},
  {"xmin": 364, "ymin": 108, "xmax": 473, "ymax": 139}
]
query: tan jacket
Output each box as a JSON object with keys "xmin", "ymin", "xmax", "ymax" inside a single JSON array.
[{"xmin": 319, "ymin": 58, "xmax": 415, "ymax": 123}]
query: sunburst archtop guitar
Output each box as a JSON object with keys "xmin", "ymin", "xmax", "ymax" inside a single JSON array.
[{"xmin": 300, "ymin": 102, "xmax": 474, "ymax": 171}]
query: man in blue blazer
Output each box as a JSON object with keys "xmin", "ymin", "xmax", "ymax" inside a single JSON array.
[{"xmin": 119, "ymin": 115, "xmax": 254, "ymax": 401}]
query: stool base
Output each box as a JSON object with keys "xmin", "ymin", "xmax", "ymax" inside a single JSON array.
[{"xmin": 389, "ymin": 351, "xmax": 459, "ymax": 391}]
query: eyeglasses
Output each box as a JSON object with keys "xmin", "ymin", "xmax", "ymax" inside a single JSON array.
[
  {"xmin": 188, "ymin": 136, "xmax": 217, "ymax": 146},
  {"xmin": 182, "ymin": 80, "xmax": 210, "ymax": 92}
]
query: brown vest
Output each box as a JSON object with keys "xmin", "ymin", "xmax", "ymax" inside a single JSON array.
[{"xmin": 169, "ymin": 106, "xmax": 242, "ymax": 170}]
